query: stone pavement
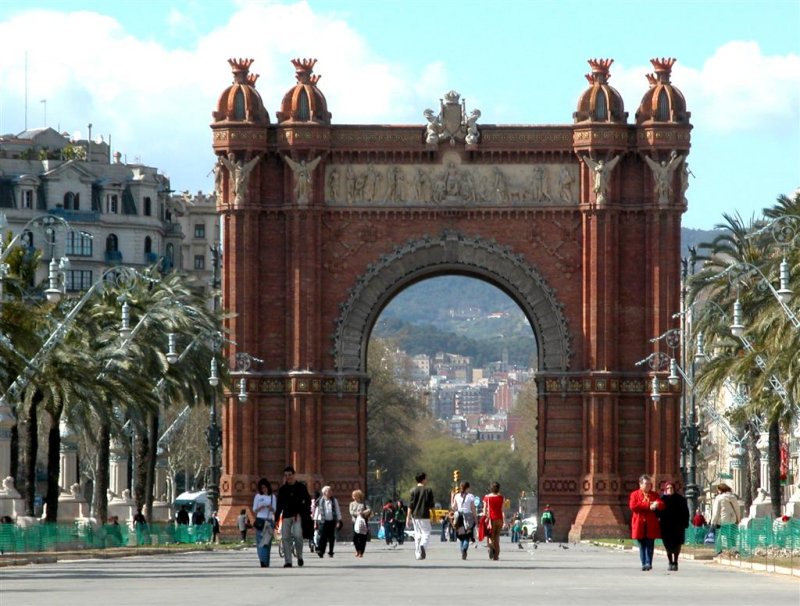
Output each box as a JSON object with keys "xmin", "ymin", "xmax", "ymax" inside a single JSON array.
[{"xmin": 1, "ymin": 540, "xmax": 798, "ymax": 606}]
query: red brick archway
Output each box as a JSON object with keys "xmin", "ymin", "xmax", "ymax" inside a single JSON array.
[{"xmin": 211, "ymin": 57, "xmax": 691, "ymax": 539}]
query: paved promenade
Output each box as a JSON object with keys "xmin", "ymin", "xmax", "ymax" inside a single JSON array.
[{"xmin": 2, "ymin": 540, "xmax": 798, "ymax": 606}]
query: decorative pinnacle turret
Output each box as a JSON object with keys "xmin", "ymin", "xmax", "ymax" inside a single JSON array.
[
  {"xmin": 645, "ymin": 73, "xmax": 657, "ymax": 87},
  {"xmin": 586, "ymin": 58, "xmax": 613, "ymax": 84},
  {"xmin": 291, "ymin": 58, "xmax": 320, "ymax": 84},
  {"xmin": 247, "ymin": 73, "xmax": 260, "ymax": 86},
  {"xmin": 650, "ymin": 57, "xmax": 676, "ymax": 83},
  {"xmin": 228, "ymin": 58, "xmax": 255, "ymax": 84}
]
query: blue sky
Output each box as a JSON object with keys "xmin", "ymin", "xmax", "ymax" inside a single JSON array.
[{"xmin": 0, "ymin": 0, "xmax": 798, "ymax": 229}]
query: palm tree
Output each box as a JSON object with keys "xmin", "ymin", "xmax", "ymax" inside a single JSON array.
[
  {"xmin": 689, "ymin": 195, "xmax": 799, "ymax": 518},
  {"xmin": 73, "ymin": 267, "xmax": 221, "ymax": 522}
]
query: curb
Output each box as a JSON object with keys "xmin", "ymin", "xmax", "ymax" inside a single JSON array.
[{"xmin": 0, "ymin": 544, "xmax": 251, "ymax": 567}]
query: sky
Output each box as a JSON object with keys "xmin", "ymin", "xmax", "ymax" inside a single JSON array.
[{"xmin": 0, "ymin": 0, "xmax": 798, "ymax": 229}]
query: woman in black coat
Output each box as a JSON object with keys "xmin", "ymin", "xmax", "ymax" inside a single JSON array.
[{"xmin": 657, "ymin": 481, "xmax": 690, "ymax": 571}]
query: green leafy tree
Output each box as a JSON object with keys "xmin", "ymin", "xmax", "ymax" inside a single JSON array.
[{"xmin": 366, "ymin": 337, "xmax": 427, "ymax": 502}]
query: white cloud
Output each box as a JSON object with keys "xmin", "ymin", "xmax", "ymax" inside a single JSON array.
[{"xmin": 610, "ymin": 43, "xmax": 800, "ymax": 135}]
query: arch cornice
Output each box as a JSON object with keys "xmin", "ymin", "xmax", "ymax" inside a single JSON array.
[{"xmin": 332, "ymin": 230, "xmax": 572, "ymax": 373}]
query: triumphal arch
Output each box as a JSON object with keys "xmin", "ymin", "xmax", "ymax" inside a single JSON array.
[{"xmin": 210, "ymin": 56, "xmax": 691, "ymax": 538}]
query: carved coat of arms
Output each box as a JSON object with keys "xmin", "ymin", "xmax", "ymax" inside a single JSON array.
[{"xmin": 424, "ymin": 90, "xmax": 481, "ymax": 145}]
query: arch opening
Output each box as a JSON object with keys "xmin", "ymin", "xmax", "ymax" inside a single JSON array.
[{"xmin": 364, "ymin": 274, "xmax": 540, "ymax": 512}]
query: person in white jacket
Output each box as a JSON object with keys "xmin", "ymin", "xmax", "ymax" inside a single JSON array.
[{"xmin": 710, "ymin": 484, "xmax": 741, "ymax": 553}]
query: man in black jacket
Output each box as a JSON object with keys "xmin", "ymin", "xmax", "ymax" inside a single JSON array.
[{"xmin": 275, "ymin": 466, "xmax": 311, "ymax": 568}]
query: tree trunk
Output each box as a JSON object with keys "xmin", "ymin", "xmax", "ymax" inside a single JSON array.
[
  {"xmin": 44, "ymin": 403, "xmax": 64, "ymax": 522},
  {"xmin": 745, "ymin": 426, "xmax": 760, "ymax": 508},
  {"xmin": 10, "ymin": 422, "xmax": 18, "ymax": 486},
  {"xmin": 93, "ymin": 418, "xmax": 110, "ymax": 523},
  {"xmin": 768, "ymin": 419, "xmax": 781, "ymax": 519},
  {"xmin": 23, "ymin": 392, "xmax": 41, "ymax": 517},
  {"xmin": 143, "ymin": 411, "xmax": 158, "ymax": 521},
  {"xmin": 134, "ymin": 425, "xmax": 148, "ymax": 510}
]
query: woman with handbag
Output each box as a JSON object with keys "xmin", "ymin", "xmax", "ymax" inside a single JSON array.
[
  {"xmin": 252, "ymin": 477, "xmax": 276, "ymax": 568},
  {"xmin": 452, "ymin": 481, "xmax": 477, "ymax": 560},
  {"xmin": 314, "ymin": 485, "xmax": 342, "ymax": 558}
]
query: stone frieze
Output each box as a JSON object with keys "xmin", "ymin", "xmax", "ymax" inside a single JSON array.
[{"xmin": 324, "ymin": 162, "xmax": 579, "ymax": 207}]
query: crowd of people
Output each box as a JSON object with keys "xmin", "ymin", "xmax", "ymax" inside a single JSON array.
[{"xmin": 161, "ymin": 468, "xmax": 739, "ymax": 572}]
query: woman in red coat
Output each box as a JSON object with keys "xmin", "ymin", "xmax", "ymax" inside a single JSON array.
[{"xmin": 629, "ymin": 474, "xmax": 664, "ymax": 571}]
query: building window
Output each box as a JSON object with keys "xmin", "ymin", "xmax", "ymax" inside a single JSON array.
[
  {"xmin": 106, "ymin": 194, "xmax": 118, "ymax": 214},
  {"xmin": 194, "ymin": 254, "xmax": 205, "ymax": 270},
  {"xmin": 194, "ymin": 224, "xmax": 205, "ymax": 238},
  {"xmin": 22, "ymin": 190, "xmax": 34, "ymax": 209},
  {"xmin": 656, "ymin": 89, "xmax": 670, "ymax": 121},
  {"xmin": 65, "ymin": 270, "xmax": 93, "ymax": 292},
  {"xmin": 144, "ymin": 236, "xmax": 152, "ymax": 254},
  {"xmin": 593, "ymin": 91, "xmax": 608, "ymax": 121},
  {"xmin": 143, "ymin": 196, "xmax": 152, "ymax": 216},
  {"xmin": 65, "ymin": 231, "xmax": 92, "ymax": 257},
  {"xmin": 297, "ymin": 90, "xmax": 310, "ymax": 120},
  {"xmin": 233, "ymin": 89, "xmax": 245, "ymax": 120},
  {"xmin": 106, "ymin": 233, "xmax": 119, "ymax": 252}
]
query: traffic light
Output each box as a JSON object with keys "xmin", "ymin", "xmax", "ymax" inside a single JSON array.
[{"xmin": 453, "ymin": 469, "xmax": 460, "ymax": 483}]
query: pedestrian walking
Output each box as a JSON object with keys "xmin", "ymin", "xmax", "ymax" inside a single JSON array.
[
  {"xmin": 275, "ymin": 466, "xmax": 311, "ymax": 568},
  {"xmin": 406, "ymin": 472, "xmax": 435, "ymax": 560},
  {"xmin": 710, "ymin": 483, "xmax": 741, "ymax": 554},
  {"xmin": 252, "ymin": 477, "xmax": 276, "ymax": 568},
  {"xmin": 451, "ymin": 481, "xmax": 477, "ymax": 560},
  {"xmin": 236, "ymin": 508, "xmax": 251, "ymax": 542},
  {"xmin": 393, "ymin": 500, "xmax": 407, "ymax": 545},
  {"xmin": 353, "ymin": 508, "xmax": 372, "ymax": 558},
  {"xmin": 483, "ymin": 482, "xmax": 505, "ymax": 561},
  {"xmin": 656, "ymin": 481, "xmax": 690, "ymax": 570},
  {"xmin": 380, "ymin": 499, "xmax": 395, "ymax": 545},
  {"xmin": 629, "ymin": 474, "xmax": 664, "ymax": 571},
  {"xmin": 540, "ymin": 504, "xmax": 556, "ymax": 542},
  {"xmin": 314, "ymin": 485, "xmax": 342, "ymax": 558},
  {"xmin": 209, "ymin": 511, "xmax": 221, "ymax": 544}
]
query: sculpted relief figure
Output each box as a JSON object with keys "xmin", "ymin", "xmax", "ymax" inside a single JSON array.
[
  {"xmin": 212, "ymin": 160, "xmax": 223, "ymax": 202},
  {"xmin": 460, "ymin": 170, "xmax": 477, "ymax": 202},
  {"xmin": 345, "ymin": 165, "xmax": 356, "ymax": 204},
  {"xmin": 582, "ymin": 154, "xmax": 621, "ymax": 204},
  {"xmin": 220, "ymin": 153, "xmax": 260, "ymax": 205},
  {"xmin": 492, "ymin": 167, "xmax": 508, "ymax": 204},
  {"xmin": 414, "ymin": 168, "xmax": 430, "ymax": 201},
  {"xmin": 363, "ymin": 164, "xmax": 381, "ymax": 202},
  {"xmin": 465, "ymin": 109, "xmax": 481, "ymax": 145},
  {"xmin": 558, "ymin": 165, "xmax": 574, "ymax": 202},
  {"xmin": 644, "ymin": 151, "xmax": 684, "ymax": 205},
  {"xmin": 680, "ymin": 161, "xmax": 692, "ymax": 205},
  {"xmin": 424, "ymin": 109, "xmax": 440, "ymax": 144},
  {"xmin": 284, "ymin": 155, "xmax": 323, "ymax": 205},
  {"xmin": 529, "ymin": 165, "xmax": 550, "ymax": 201},
  {"xmin": 444, "ymin": 161, "xmax": 460, "ymax": 197},
  {"xmin": 327, "ymin": 167, "xmax": 341, "ymax": 202},
  {"xmin": 385, "ymin": 166, "xmax": 405, "ymax": 202}
]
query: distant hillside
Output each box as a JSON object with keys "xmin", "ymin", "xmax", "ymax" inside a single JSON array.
[
  {"xmin": 374, "ymin": 227, "xmax": 723, "ymax": 366},
  {"xmin": 682, "ymin": 227, "xmax": 723, "ymax": 256}
]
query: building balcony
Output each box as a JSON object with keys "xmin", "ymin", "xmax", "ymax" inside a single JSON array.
[
  {"xmin": 48, "ymin": 208, "xmax": 100, "ymax": 222},
  {"xmin": 105, "ymin": 250, "xmax": 123, "ymax": 265},
  {"xmin": 144, "ymin": 252, "xmax": 159, "ymax": 265}
]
